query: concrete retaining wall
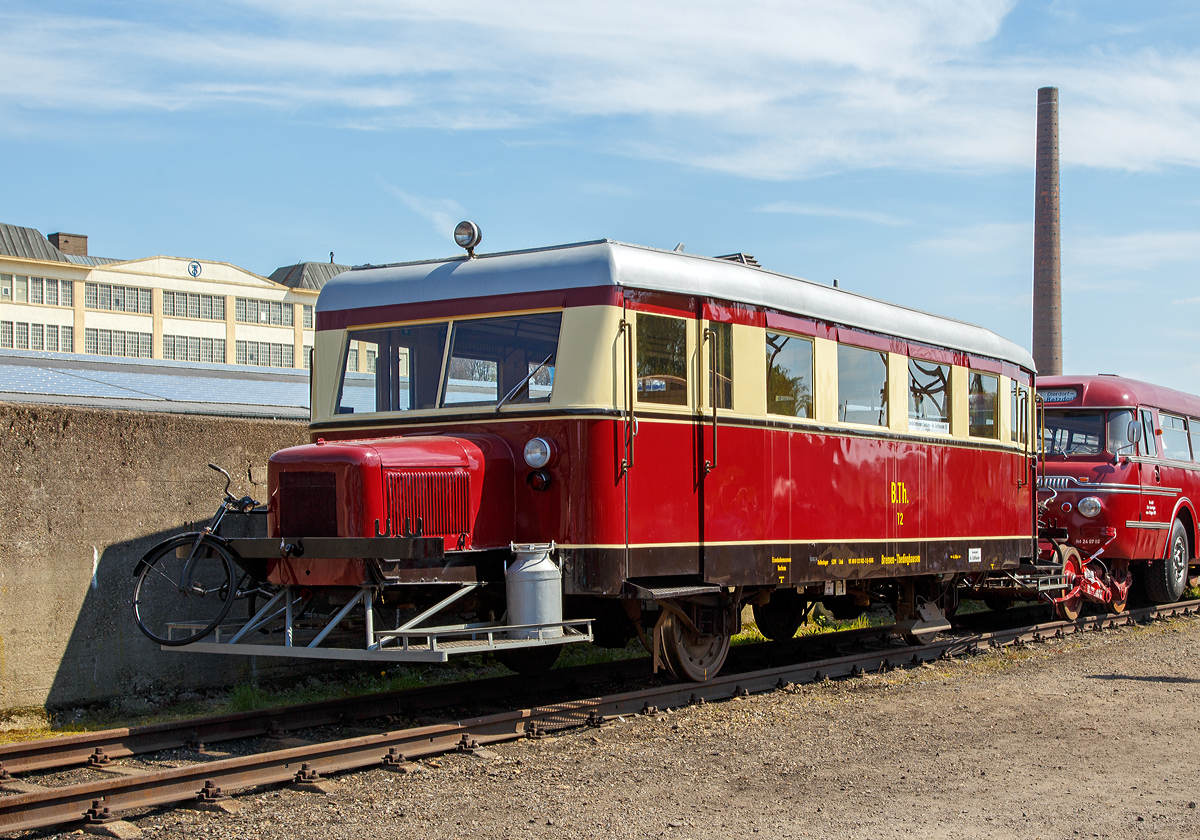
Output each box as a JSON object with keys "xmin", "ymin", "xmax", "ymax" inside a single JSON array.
[{"xmin": 0, "ymin": 402, "xmax": 310, "ymax": 712}]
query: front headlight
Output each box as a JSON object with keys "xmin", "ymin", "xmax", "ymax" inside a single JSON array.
[
  {"xmin": 1078, "ymin": 496, "xmax": 1102, "ymax": 518},
  {"xmin": 523, "ymin": 437, "xmax": 552, "ymax": 468}
]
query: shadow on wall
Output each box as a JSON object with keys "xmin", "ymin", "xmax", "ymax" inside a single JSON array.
[{"xmin": 43, "ymin": 525, "xmax": 285, "ymax": 713}]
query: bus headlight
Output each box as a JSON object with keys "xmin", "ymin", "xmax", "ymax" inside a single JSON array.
[
  {"xmin": 523, "ymin": 437, "xmax": 553, "ymax": 469},
  {"xmin": 1078, "ymin": 496, "xmax": 1102, "ymax": 518}
]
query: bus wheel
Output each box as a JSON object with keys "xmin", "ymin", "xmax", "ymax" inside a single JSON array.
[
  {"xmin": 1055, "ymin": 546, "xmax": 1083, "ymax": 621},
  {"xmin": 1146, "ymin": 520, "xmax": 1189, "ymax": 604},
  {"xmin": 497, "ymin": 644, "xmax": 562, "ymax": 676},
  {"xmin": 752, "ymin": 589, "xmax": 808, "ymax": 641},
  {"xmin": 660, "ymin": 612, "xmax": 730, "ymax": 682}
]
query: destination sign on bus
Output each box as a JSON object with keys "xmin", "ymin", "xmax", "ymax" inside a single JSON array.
[{"xmin": 1039, "ymin": 387, "xmax": 1078, "ymax": 404}]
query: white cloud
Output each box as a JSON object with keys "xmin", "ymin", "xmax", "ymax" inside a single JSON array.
[
  {"xmin": 1068, "ymin": 230, "xmax": 1200, "ymax": 270},
  {"xmin": 915, "ymin": 222, "xmax": 1029, "ymax": 256},
  {"xmin": 3, "ymin": 1, "xmax": 1200, "ymax": 177},
  {"xmin": 381, "ymin": 184, "xmax": 466, "ymax": 240},
  {"xmin": 756, "ymin": 201, "xmax": 908, "ymax": 226}
]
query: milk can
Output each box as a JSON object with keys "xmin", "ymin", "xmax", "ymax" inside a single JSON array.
[{"xmin": 505, "ymin": 542, "xmax": 562, "ymax": 640}]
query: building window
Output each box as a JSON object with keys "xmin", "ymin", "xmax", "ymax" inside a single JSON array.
[
  {"xmin": 303, "ymin": 305, "xmax": 313, "ymax": 329},
  {"xmin": 235, "ymin": 340, "xmax": 295, "ymax": 368},
  {"xmin": 85, "ymin": 282, "xmax": 152, "ymax": 314},
  {"xmin": 838, "ymin": 344, "xmax": 888, "ymax": 426},
  {"xmin": 46, "ymin": 324, "xmax": 58, "ymax": 352},
  {"xmin": 304, "ymin": 345, "xmax": 313, "ymax": 368},
  {"xmin": 84, "ymin": 328, "xmax": 152, "ymax": 358},
  {"xmin": 30, "ymin": 278, "xmax": 43, "ymax": 305},
  {"xmin": 366, "ymin": 348, "xmax": 377, "ymax": 373},
  {"xmin": 766, "ymin": 332, "xmax": 813, "ymax": 418},
  {"xmin": 15, "ymin": 277, "xmax": 28, "ymax": 303},
  {"xmin": 30, "ymin": 323, "xmax": 44, "ymax": 351},
  {"xmin": 968, "ymin": 372, "xmax": 999, "ymax": 438},
  {"xmin": 45, "ymin": 278, "xmax": 58, "ymax": 306},
  {"xmin": 61, "ymin": 325, "xmax": 73, "ymax": 352},
  {"xmin": 62, "ymin": 280, "xmax": 73, "ymax": 307},
  {"xmin": 1, "ymin": 321, "xmax": 12, "ymax": 348},
  {"xmin": 346, "ymin": 345, "xmax": 359, "ymax": 372},
  {"xmin": 0, "ymin": 275, "xmax": 10, "ymax": 301},
  {"xmin": 16, "ymin": 322, "xmax": 29, "ymax": 349},
  {"xmin": 235, "ymin": 298, "xmax": 294, "ymax": 326},
  {"xmin": 163, "ymin": 291, "xmax": 223, "ymax": 320},
  {"xmin": 908, "ymin": 359, "xmax": 950, "ymax": 433},
  {"xmin": 636, "ymin": 313, "xmax": 688, "ymax": 406}
]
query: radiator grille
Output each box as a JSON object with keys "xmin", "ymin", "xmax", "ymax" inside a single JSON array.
[
  {"xmin": 278, "ymin": 471, "xmax": 338, "ymax": 537},
  {"xmin": 385, "ymin": 468, "xmax": 470, "ymax": 540}
]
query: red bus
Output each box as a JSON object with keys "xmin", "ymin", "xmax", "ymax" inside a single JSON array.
[
  {"xmin": 1036, "ymin": 375, "xmax": 1200, "ymax": 617},
  {"xmin": 138, "ymin": 235, "xmax": 1040, "ymax": 681}
]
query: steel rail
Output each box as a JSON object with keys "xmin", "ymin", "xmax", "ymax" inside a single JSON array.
[
  {"xmin": 0, "ymin": 622, "xmax": 893, "ymax": 777},
  {"xmin": 2, "ymin": 600, "xmax": 1196, "ymax": 835}
]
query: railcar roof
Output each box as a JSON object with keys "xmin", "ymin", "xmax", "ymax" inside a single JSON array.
[
  {"xmin": 318, "ymin": 239, "xmax": 1035, "ymax": 371},
  {"xmin": 1038, "ymin": 375, "xmax": 1200, "ymax": 416}
]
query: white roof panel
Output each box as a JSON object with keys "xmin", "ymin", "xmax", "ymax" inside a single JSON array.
[{"xmin": 318, "ymin": 240, "xmax": 1034, "ymax": 371}]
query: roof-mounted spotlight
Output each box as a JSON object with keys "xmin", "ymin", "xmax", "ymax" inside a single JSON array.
[{"xmin": 454, "ymin": 220, "xmax": 483, "ymax": 259}]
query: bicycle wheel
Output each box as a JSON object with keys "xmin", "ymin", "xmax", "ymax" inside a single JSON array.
[{"xmin": 133, "ymin": 534, "xmax": 236, "ymax": 646}]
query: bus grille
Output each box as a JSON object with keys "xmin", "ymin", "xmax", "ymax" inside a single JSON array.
[
  {"xmin": 279, "ymin": 471, "xmax": 338, "ymax": 537},
  {"xmin": 1039, "ymin": 476, "xmax": 1074, "ymax": 490},
  {"xmin": 385, "ymin": 468, "xmax": 470, "ymax": 540}
]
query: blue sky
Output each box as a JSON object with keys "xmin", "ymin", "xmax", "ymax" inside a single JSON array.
[{"xmin": 2, "ymin": 1, "xmax": 1199, "ymax": 390}]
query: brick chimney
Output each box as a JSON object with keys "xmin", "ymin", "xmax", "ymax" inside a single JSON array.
[
  {"xmin": 48, "ymin": 232, "xmax": 88, "ymax": 257},
  {"xmin": 1032, "ymin": 87, "xmax": 1062, "ymax": 376}
]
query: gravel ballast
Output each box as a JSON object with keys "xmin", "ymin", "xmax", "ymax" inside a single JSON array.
[{"xmin": 37, "ymin": 615, "xmax": 1200, "ymax": 840}]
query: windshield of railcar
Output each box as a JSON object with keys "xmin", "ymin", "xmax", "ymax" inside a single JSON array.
[
  {"xmin": 336, "ymin": 312, "xmax": 561, "ymax": 414},
  {"xmin": 1041, "ymin": 409, "xmax": 1135, "ymax": 458}
]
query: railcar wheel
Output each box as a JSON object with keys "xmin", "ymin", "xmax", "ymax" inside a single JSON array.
[
  {"xmin": 133, "ymin": 535, "xmax": 236, "ymax": 646},
  {"xmin": 1145, "ymin": 520, "xmax": 1189, "ymax": 604},
  {"xmin": 660, "ymin": 613, "xmax": 731, "ymax": 682},
  {"xmin": 752, "ymin": 589, "xmax": 808, "ymax": 641},
  {"xmin": 1055, "ymin": 546, "xmax": 1083, "ymax": 621},
  {"xmin": 497, "ymin": 644, "xmax": 562, "ymax": 676}
]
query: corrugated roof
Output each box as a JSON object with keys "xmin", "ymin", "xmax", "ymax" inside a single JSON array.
[
  {"xmin": 63, "ymin": 254, "xmax": 123, "ymax": 266},
  {"xmin": 269, "ymin": 261, "xmax": 350, "ymax": 291},
  {"xmin": 320, "ymin": 239, "xmax": 1036, "ymax": 371},
  {"xmin": 0, "ymin": 223, "xmax": 70, "ymax": 263},
  {"xmin": 0, "ymin": 349, "xmax": 311, "ymax": 419}
]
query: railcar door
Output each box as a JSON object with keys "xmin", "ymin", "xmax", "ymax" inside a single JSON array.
[
  {"xmin": 622, "ymin": 302, "xmax": 703, "ymax": 582},
  {"xmin": 1136, "ymin": 408, "xmax": 1171, "ymax": 557}
]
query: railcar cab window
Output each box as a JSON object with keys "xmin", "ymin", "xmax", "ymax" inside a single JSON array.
[
  {"xmin": 766, "ymin": 332, "xmax": 813, "ymax": 418},
  {"xmin": 837, "ymin": 344, "xmax": 887, "ymax": 426},
  {"xmin": 441, "ymin": 313, "xmax": 560, "ymax": 407},
  {"xmin": 339, "ymin": 322, "xmax": 449, "ymax": 413},
  {"xmin": 637, "ymin": 313, "xmax": 688, "ymax": 406},
  {"xmin": 1158, "ymin": 413, "xmax": 1192, "ymax": 461},
  {"xmin": 908, "ymin": 360, "xmax": 950, "ymax": 433},
  {"xmin": 968, "ymin": 372, "xmax": 998, "ymax": 438}
]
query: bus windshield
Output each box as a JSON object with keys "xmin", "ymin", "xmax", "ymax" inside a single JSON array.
[
  {"xmin": 1042, "ymin": 409, "xmax": 1135, "ymax": 457},
  {"xmin": 336, "ymin": 312, "xmax": 562, "ymax": 414}
]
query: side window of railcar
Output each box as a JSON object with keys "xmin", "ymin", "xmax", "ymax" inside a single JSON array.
[
  {"xmin": 908, "ymin": 359, "xmax": 949, "ymax": 433},
  {"xmin": 766, "ymin": 332, "xmax": 813, "ymax": 418},
  {"xmin": 968, "ymin": 372, "xmax": 998, "ymax": 438},
  {"xmin": 1158, "ymin": 413, "xmax": 1191, "ymax": 461},
  {"xmin": 338, "ymin": 322, "xmax": 449, "ymax": 413},
  {"xmin": 442, "ymin": 312, "xmax": 562, "ymax": 407},
  {"xmin": 637, "ymin": 313, "xmax": 688, "ymax": 406},
  {"xmin": 837, "ymin": 344, "xmax": 888, "ymax": 427},
  {"xmin": 1140, "ymin": 409, "xmax": 1158, "ymax": 458},
  {"xmin": 1010, "ymin": 381, "xmax": 1029, "ymax": 444},
  {"xmin": 709, "ymin": 321, "xmax": 732, "ymax": 409}
]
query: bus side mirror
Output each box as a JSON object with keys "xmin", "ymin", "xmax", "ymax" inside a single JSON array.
[{"xmin": 1128, "ymin": 421, "xmax": 1142, "ymax": 444}]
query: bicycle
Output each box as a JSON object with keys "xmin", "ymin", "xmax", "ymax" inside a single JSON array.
[{"xmin": 132, "ymin": 464, "xmax": 262, "ymax": 646}]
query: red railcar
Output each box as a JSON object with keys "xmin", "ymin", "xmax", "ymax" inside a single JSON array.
[
  {"xmin": 153, "ymin": 237, "xmax": 1041, "ymax": 681},
  {"xmin": 1035, "ymin": 375, "xmax": 1200, "ymax": 617}
]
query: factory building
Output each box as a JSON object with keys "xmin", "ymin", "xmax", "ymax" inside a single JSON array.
[{"xmin": 0, "ymin": 223, "xmax": 348, "ymax": 370}]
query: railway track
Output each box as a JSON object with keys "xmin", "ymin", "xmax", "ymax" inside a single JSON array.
[{"xmin": 2, "ymin": 600, "xmax": 1195, "ymax": 836}]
